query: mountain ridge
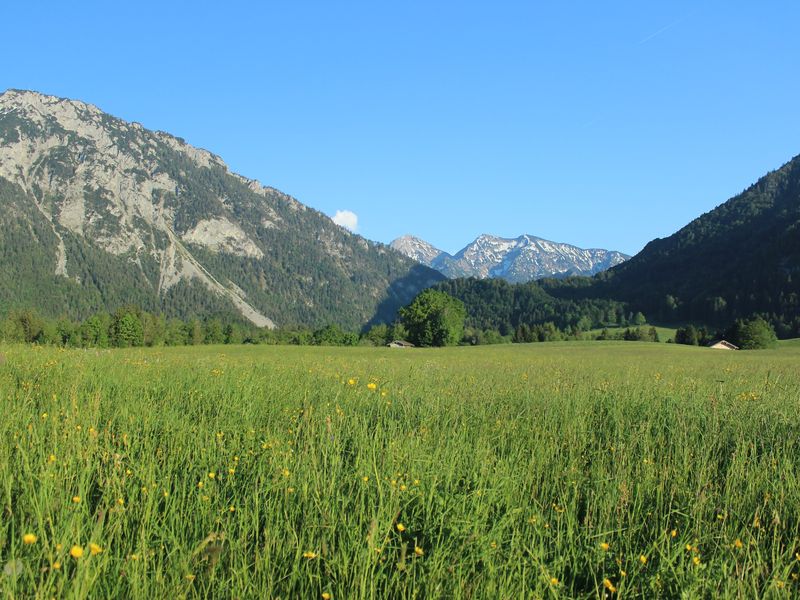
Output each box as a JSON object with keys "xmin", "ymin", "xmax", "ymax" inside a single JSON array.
[
  {"xmin": 391, "ymin": 233, "xmax": 629, "ymax": 282},
  {"xmin": 584, "ymin": 152, "xmax": 800, "ymax": 332},
  {"xmin": 0, "ymin": 89, "xmax": 444, "ymax": 328}
]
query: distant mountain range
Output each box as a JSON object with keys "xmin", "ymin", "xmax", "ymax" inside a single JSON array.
[
  {"xmin": 391, "ymin": 234, "xmax": 629, "ymax": 282},
  {"xmin": 0, "ymin": 89, "xmax": 443, "ymax": 328}
]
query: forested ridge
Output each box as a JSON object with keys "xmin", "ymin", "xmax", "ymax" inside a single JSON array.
[
  {"xmin": 0, "ymin": 90, "xmax": 443, "ymax": 330},
  {"xmin": 438, "ymin": 154, "xmax": 800, "ymax": 339}
]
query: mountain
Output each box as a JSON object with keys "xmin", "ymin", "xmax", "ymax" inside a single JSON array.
[
  {"xmin": 529, "ymin": 153, "xmax": 800, "ymax": 337},
  {"xmin": 585, "ymin": 153, "xmax": 800, "ymax": 333},
  {"xmin": 391, "ymin": 234, "xmax": 628, "ymax": 282},
  {"xmin": 390, "ymin": 235, "xmax": 448, "ymax": 267},
  {"xmin": 0, "ymin": 89, "xmax": 443, "ymax": 329}
]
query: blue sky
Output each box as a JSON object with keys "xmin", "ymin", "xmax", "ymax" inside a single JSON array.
[{"xmin": 3, "ymin": 1, "xmax": 799, "ymax": 255}]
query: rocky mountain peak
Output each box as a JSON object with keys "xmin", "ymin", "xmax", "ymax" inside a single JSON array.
[
  {"xmin": 0, "ymin": 89, "xmax": 442, "ymax": 328},
  {"xmin": 391, "ymin": 232, "xmax": 629, "ymax": 282}
]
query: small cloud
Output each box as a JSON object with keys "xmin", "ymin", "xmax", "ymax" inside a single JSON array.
[{"xmin": 332, "ymin": 209, "xmax": 358, "ymax": 232}]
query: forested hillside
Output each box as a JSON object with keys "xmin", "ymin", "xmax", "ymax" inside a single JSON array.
[
  {"xmin": 0, "ymin": 90, "xmax": 443, "ymax": 329},
  {"xmin": 435, "ymin": 278, "xmax": 627, "ymax": 335},
  {"xmin": 585, "ymin": 153, "xmax": 800, "ymax": 335}
]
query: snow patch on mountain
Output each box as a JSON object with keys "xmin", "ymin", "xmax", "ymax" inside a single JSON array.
[
  {"xmin": 391, "ymin": 233, "xmax": 629, "ymax": 282},
  {"xmin": 390, "ymin": 235, "xmax": 447, "ymax": 265}
]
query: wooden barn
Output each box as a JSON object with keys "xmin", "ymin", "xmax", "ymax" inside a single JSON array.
[
  {"xmin": 708, "ymin": 340, "xmax": 739, "ymax": 350},
  {"xmin": 387, "ymin": 340, "xmax": 415, "ymax": 349}
]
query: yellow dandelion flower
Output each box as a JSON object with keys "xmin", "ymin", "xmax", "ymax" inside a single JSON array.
[
  {"xmin": 550, "ymin": 577, "xmax": 559, "ymax": 586},
  {"xmin": 396, "ymin": 523, "xmax": 406, "ymax": 533},
  {"xmin": 620, "ymin": 570, "xmax": 627, "ymax": 578},
  {"xmin": 362, "ymin": 476, "xmax": 369, "ymax": 483},
  {"xmin": 89, "ymin": 542, "xmax": 103, "ymax": 556},
  {"xmin": 52, "ymin": 560, "xmax": 61, "ymax": 570},
  {"xmin": 70, "ymin": 545, "xmax": 84, "ymax": 559},
  {"xmin": 367, "ymin": 382, "xmax": 377, "ymax": 391},
  {"xmin": 322, "ymin": 593, "xmax": 332, "ymax": 600},
  {"xmin": 282, "ymin": 469, "xmax": 290, "ymax": 477},
  {"xmin": 208, "ymin": 472, "xmax": 216, "ymax": 479},
  {"xmin": 670, "ymin": 529, "xmax": 678, "ymax": 538},
  {"xmin": 117, "ymin": 498, "xmax": 125, "ymax": 506},
  {"xmin": 603, "ymin": 578, "xmax": 617, "ymax": 594},
  {"xmin": 639, "ymin": 555, "xmax": 647, "ymax": 565},
  {"xmin": 72, "ymin": 496, "xmax": 81, "ymax": 504},
  {"xmin": 23, "ymin": 533, "xmax": 38, "ymax": 545},
  {"xmin": 47, "ymin": 454, "xmax": 56, "ymax": 463},
  {"xmin": 303, "ymin": 551, "xmax": 318, "ymax": 559},
  {"xmin": 229, "ymin": 506, "xmax": 236, "ymax": 513},
  {"xmin": 685, "ymin": 544, "xmax": 693, "ymax": 552},
  {"xmin": 287, "ymin": 487, "xmax": 296, "ymax": 493},
  {"xmin": 693, "ymin": 556, "xmax": 702, "ymax": 566},
  {"xmin": 185, "ymin": 574, "xmax": 196, "ymax": 582},
  {"xmin": 347, "ymin": 379, "xmax": 356, "ymax": 386},
  {"xmin": 600, "ymin": 542, "xmax": 610, "ymax": 551},
  {"xmin": 415, "ymin": 546, "xmax": 424, "ymax": 556},
  {"xmin": 734, "ymin": 539, "xmax": 743, "ymax": 550}
]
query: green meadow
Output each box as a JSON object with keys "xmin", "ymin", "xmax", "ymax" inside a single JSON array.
[
  {"xmin": 584, "ymin": 325, "xmax": 679, "ymax": 342},
  {"xmin": 1, "ymin": 342, "xmax": 799, "ymax": 598}
]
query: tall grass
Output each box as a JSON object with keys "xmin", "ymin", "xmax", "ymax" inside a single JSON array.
[{"xmin": 1, "ymin": 342, "xmax": 798, "ymax": 598}]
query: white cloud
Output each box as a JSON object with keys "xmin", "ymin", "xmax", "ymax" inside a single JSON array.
[{"xmin": 332, "ymin": 209, "xmax": 359, "ymax": 232}]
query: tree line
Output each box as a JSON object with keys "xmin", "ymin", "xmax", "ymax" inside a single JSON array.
[{"xmin": 1, "ymin": 295, "xmax": 780, "ymax": 351}]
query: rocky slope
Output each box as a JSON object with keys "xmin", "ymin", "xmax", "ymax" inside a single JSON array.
[
  {"xmin": 0, "ymin": 89, "xmax": 443, "ymax": 328},
  {"xmin": 391, "ymin": 234, "xmax": 628, "ymax": 282}
]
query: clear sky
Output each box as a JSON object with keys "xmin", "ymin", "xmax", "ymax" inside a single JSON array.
[{"xmin": 3, "ymin": 1, "xmax": 799, "ymax": 255}]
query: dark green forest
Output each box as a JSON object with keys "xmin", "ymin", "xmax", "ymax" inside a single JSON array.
[{"xmin": 566, "ymin": 153, "xmax": 800, "ymax": 337}]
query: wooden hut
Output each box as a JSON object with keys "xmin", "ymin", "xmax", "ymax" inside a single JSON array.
[
  {"xmin": 708, "ymin": 340, "xmax": 739, "ymax": 350},
  {"xmin": 387, "ymin": 340, "xmax": 415, "ymax": 349}
]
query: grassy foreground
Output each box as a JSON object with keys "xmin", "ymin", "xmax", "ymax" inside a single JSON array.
[{"xmin": 1, "ymin": 342, "xmax": 799, "ymax": 598}]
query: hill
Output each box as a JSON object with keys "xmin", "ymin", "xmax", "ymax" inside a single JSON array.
[
  {"xmin": 0, "ymin": 90, "xmax": 443, "ymax": 328},
  {"xmin": 589, "ymin": 153, "xmax": 800, "ymax": 334},
  {"xmin": 525, "ymin": 154, "xmax": 800, "ymax": 337}
]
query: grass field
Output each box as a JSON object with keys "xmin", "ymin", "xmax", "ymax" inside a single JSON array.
[
  {"xmin": 583, "ymin": 325, "xmax": 679, "ymax": 342},
  {"xmin": 1, "ymin": 342, "xmax": 799, "ymax": 598}
]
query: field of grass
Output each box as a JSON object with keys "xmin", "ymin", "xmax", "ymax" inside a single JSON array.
[
  {"xmin": 584, "ymin": 325, "xmax": 679, "ymax": 342},
  {"xmin": 1, "ymin": 342, "xmax": 799, "ymax": 598}
]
